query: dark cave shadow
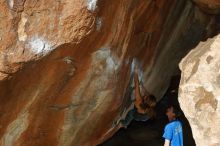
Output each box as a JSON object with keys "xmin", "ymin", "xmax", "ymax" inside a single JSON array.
[
  {"xmin": 100, "ymin": 75, "xmax": 196, "ymax": 146},
  {"xmin": 160, "ymin": 75, "xmax": 196, "ymax": 146}
]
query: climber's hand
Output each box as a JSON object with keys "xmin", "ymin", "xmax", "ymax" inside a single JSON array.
[
  {"xmin": 134, "ymin": 71, "xmax": 139, "ymax": 83},
  {"xmin": 134, "ymin": 63, "xmax": 139, "ymax": 74}
]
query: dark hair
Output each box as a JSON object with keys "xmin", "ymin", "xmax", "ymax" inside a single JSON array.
[
  {"xmin": 166, "ymin": 105, "xmax": 182, "ymax": 118},
  {"xmin": 148, "ymin": 94, "xmax": 157, "ymax": 105},
  {"xmin": 143, "ymin": 94, "xmax": 157, "ymax": 108},
  {"xmin": 140, "ymin": 94, "xmax": 157, "ymax": 118}
]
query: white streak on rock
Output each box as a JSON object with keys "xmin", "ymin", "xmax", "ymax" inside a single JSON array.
[
  {"xmin": 106, "ymin": 56, "xmax": 116, "ymax": 71},
  {"xmin": 93, "ymin": 48, "xmax": 119, "ymax": 72},
  {"xmin": 28, "ymin": 37, "xmax": 54, "ymax": 55},
  {"xmin": 0, "ymin": 112, "xmax": 28, "ymax": 146},
  {"xmin": 0, "ymin": 91, "xmax": 40, "ymax": 146},
  {"xmin": 130, "ymin": 58, "xmax": 144, "ymax": 83},
  {"xmin": 8, "ymin": 0, "xmax": 14, "ymax": 9},
  {"xmin": 59, "ymin": 47, "xmax": 121, "ymax": 146},
  {"xmin": 87, "ymin": 0, "xmax": 98, "ymax": 11},
  {"xmin": 18, "ymin": 13, "xmax": 28, "ymax": 41},
  {"xmin": 130, "ymin": 58, "xmax": 136, "ymax": 74},
  {"xmin": 96, "ymin": 17, "xmax": 102, "ymax": 31}
]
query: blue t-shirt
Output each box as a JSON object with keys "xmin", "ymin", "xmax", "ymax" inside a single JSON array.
[{"xmin": 163, "ymin": 120, "xmax": 183, "ymax": 146}]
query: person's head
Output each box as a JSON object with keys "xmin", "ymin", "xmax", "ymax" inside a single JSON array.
[
  {"xmin": 140, "ymin": 94, "xmax": 157, "ymax": 118},
  {"xmin": 143, "ymin": 94, "xmax": 157, "ymax": 108},
  {"xmin": 165, "ymin": 105, "xmax": 181, "ymax": 121}
]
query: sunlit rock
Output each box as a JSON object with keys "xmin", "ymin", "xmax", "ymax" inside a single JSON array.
[
  {"xmin": 193, "ymin": 0, "xmax": 220, "ymax": 14},
  {"xmin": 179, "ymin": 34, "xmax": 220, "ymax": 146}
]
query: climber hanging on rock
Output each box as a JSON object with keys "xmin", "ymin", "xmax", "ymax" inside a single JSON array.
[{"xmin": 119, "ymin": 62, "xmax": 157, "ymax": 128}]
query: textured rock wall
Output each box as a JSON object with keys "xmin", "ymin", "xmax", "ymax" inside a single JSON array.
[
  {"xmin": 0, "ymin": 0, "xmax": 220, "ymax": 146},
  {"xmin": 143, "ymin": 0, "xmax": 220, "ymax": 98},
  {"xmin": 179, "ymin": 34, "xmax": 220, "ymax": 146},
  {"xmin": 193, "ymin": 0, "xmax": 220, "ymax": 14}
]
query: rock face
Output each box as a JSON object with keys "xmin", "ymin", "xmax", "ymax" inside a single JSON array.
[
  {"xmin": 0, "ymin": 0, "xmax": 220, "ymax": 146},
  {"xmin": 193, "ymin": 0, "xmax": 220, "ymax": 14},
  {"xmin": 179, "ymin": 34, "xmax": 220, "ymax": 146}
]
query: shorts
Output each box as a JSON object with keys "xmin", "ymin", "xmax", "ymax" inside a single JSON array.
[{"xmin": 120, "ymin": 109, "xmax": 150, "ymax": 127}]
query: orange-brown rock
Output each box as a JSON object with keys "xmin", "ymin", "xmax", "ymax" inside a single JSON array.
[
  {"xmin": 0, "ymin": 0, "xmax": 219, "ymax": 146},
  {"xmin": 193, "ymin": 0, "xmax": 220, "ymax": 14}
]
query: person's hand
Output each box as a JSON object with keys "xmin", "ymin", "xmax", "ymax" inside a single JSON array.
[
  {"xmin": 134, "ymin": 68, "xmax": 139, "ymax": 85},
  {"xmin": 134, "ymin": 62, "xmax": 139, "ymax": 74},
  {"xmin": 134, "ymin": 69, "xmax": 139, "ymax": 80}
]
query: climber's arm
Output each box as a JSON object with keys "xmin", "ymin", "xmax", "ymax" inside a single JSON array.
[
  {"xmin": 164, "ymin": 139, "xmax": 170, "ymax": 146},
  {"xmin": 134, "ymin": 72, "xmax": 145, "ymax": 114},
  {"xmin": 134, "ymin": 72, "xmax": 142, "ymax": 102}
]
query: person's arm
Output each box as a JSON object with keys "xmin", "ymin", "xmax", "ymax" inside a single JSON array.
[
  {"xmin": 134, "ymin": 72, "xmax": 142, "ymax": 102},
  {"xmin": 163, "ymin": 125, "xmax": 172, "ymax": 146},
  {"xmin": 134, "ymin": 72, "xmax": 145, "ymax": 114},
  {"xmin": 164, "ymin": 139, "xmax": 170, "ymax": 146}
]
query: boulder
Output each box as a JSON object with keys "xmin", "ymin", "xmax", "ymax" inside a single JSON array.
[{"xmin": 179, "ymin": 34, "xmax": 220, "ymax": 146}]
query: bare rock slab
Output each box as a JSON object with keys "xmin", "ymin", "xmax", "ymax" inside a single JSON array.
[{"xmin": 179, "ymin": 34, "xmax": 220, "ymax": 146}]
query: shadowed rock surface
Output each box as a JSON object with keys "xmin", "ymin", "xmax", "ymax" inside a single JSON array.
[{"xmin": 0, "ymin": 0, "xmax": 220, "ymax": 146}]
